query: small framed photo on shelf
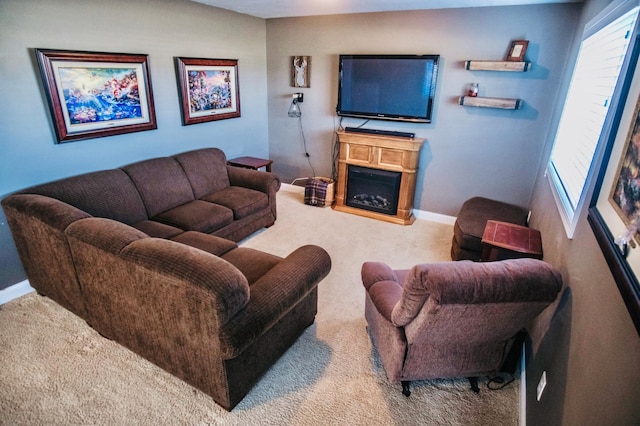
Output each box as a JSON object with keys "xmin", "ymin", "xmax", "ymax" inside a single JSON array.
[
  {"xmin": 507, "ymin": 40, "xmax": 529, "ymax": 62},
  {"xmin": 176, "ymin": 57, "xmax": 241, "ymax": 125}
]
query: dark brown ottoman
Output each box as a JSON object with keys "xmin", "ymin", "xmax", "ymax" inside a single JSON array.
[{"xmin": 451, "ymin": 196, "xmax": 529, "ymax": 261}]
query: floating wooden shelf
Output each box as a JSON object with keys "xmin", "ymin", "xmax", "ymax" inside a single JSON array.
[
  {"xmin": 464, "ymin": 60, "xmax": 531, "ymax": 72},
  {"xmin": 459, "ymin": 96, "xmax": 523, "ymax": 110}
]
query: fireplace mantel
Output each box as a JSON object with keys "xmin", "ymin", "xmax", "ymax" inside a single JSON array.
[{"xmin": 333, "ymin": 131, "xmax": 425, "ymax": 225}]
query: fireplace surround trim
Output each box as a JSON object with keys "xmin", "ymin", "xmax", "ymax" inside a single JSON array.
[{"xmin": 333, "ymin": 131, "xmax": 425, "ymax": 225}]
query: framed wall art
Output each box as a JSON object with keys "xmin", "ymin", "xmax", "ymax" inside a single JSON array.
[
  {"xmin": 588, "ymin": 54, "xmax": 640, "ymax": 335},
  {"xmin": 35, "ymin": 49, "xmax": 157, "ymax": 143},
  {"xmin": 176, "ymin": 57, "xmax": 240, "ymax": 125},
  {"xmin": 291, "ymin": 56, "xmax": 310, "ymax": 88},
  {"xmin": 506, "ymin": 40, "xmax": 529, "ymax": 62}
]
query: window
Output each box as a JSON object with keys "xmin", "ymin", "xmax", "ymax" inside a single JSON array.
[{"xmin": 548, "ymin": 1, "xmax": 639, "ymax": 238}]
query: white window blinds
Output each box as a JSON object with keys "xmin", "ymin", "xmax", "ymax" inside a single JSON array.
[{"xmin": 549, "ymin": 4, "xmax": 638, "ymax": 237}]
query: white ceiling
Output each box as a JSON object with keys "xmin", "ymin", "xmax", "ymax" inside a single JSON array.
[{"xmin": 190, "ymin": 0, "xmax": 582, "ymax": 19}]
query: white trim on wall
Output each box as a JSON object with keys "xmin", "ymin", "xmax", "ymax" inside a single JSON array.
[
  {"xmin": 0, "ymin": 280, "xmax": 34, "ymax": 305},
  {"xmin": 413, "ymin": 209, "xmax": 457, "ymax": 225}
]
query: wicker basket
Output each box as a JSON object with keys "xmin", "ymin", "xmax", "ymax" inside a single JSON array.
[{"xmin": 304, "ymin": 177, "xmax": 335, "ymax": 207}]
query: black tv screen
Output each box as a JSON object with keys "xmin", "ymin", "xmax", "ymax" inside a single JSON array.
[{"xmin": 336, "ymin": 54, "xmax": 440, "ymax": 123}]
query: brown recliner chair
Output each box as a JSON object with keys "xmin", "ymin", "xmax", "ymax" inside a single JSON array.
[{"xmin": 361, "ymin": 258, "xmax": 562, "ymax": 396}]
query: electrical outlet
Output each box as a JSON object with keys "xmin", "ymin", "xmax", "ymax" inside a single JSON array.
[{"xmin": 537, "ymin": 371, "xmax": 547, "ymax": 401}]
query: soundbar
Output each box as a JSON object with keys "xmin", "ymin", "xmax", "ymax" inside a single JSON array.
[{"xmin": 344, "ymin": 127, "xmax": 415, "ymax": 139}]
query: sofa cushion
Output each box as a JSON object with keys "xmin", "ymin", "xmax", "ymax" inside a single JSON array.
[
  {"xmin": 171, "ymin": 231, "xmax": 237, "ymax": 256},
  {"xmin": 20, "ymin": 169, "xmax": 148, "ymax": 225},
  {"xmin": 221, "ymin": 247, "xmax": 282, "ymax": 285},
  {"xmin": 202, "ymin": 186, "xmax": 269, "ymax": 219},
  {"xmin": 152, "ymin": 200, "xmax": 233, "ymax": 234},
  {"xmin": 122, "ymin": 157, "xmax": 195, "ymax": 217},
  {"xmin": 132, "ymin": 220, "xmax": 184, "ymax": 239},
  {"xmin": 173, "ymin": 148, "xmax": 231, "ymax": 198}
]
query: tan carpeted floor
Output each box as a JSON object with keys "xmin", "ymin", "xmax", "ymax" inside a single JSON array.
[{"xmin": 0, "ymin": 185, "xmax": 519, "ymax": 425}]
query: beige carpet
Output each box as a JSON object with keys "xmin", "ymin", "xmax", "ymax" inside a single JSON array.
[{"xmin": 0, "ymin": 185, "xmax": 519, "ymax": 425}]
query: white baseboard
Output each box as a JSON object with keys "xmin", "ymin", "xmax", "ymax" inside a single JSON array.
[
  {"xmin": 413, "ymin": 209, "xmax": 457, "ymax": 225},
  {"xmin": 281, "ymin": 183, "xmax": 458, "ymax": 225},
  {"xmin": 0, "ymin": 280, "xmax": 34, "ymax": 305}
]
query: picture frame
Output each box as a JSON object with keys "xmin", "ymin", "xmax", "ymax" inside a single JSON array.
[
  {"xmin": 588, "ymin": 54, "xmax": 640, "ymax": 335},
  {"xmin": 176, "ymin": 57, "xmax": 240, "ymax": 125},
  {"xmin": 35, "ymin": 49, "xmax": 157, "ymax": 143},
  {"xmin": 506, "ymin": 40, "xmax": 529, "ymax": 62},
  {"xmin": 291, "ymin": 56, "xmax": 311, "ymax": 88}
]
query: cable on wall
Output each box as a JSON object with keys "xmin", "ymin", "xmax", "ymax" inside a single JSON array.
[
  {"xmin": 288, "ymin": 94, "xmax": 316, "ymax": 178},
  {"xmin": 297, "ymin": 113, "xmax": 316, "ymax": 177}
]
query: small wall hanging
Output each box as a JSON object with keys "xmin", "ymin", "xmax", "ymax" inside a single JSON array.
[{"xmin": 291, "ymin": 56, "xmax": 311, "ymax": 88}]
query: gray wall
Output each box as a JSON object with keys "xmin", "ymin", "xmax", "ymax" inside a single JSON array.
[
  {"xmin": 527, "ymin": 0, "xmax": 640, "ymax": 424},
  {"xmin": 0, "ymin": 0, "xmax": 268, "ymax": 289},
  {"xmin": 265, "ymin": 5, "xmax": 580, "ymax": 216}
]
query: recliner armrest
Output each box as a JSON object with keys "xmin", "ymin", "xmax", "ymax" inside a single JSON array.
[
  {"xmin": 361, "ymin": 261, "xmax": 404, "ymax": 322},
  {"xmin": 361, "ymin": 261, "xmax": 400, "ymax": 290},
  {"xmin": 368, "ymin": 280, "xmax": 403, "ymax": 322}
]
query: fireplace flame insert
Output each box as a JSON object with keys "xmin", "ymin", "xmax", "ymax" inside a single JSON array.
[{"xmin": 346, "ymin": 165, "xmax": 402, "ymax": 215}]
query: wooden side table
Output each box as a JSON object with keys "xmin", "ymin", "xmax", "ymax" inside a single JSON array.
[
  {"xmin": 227, "ymin": 156, "xmax": 273, "ymax": 172},
  {"xmin": 481, "ymin": 220, "xmax": 543, "ymax": 261}
]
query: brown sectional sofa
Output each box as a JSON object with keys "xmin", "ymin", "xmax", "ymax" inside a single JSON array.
[{"xmin": 2, "ymin": 147, "xmax": 332, "ymax": 410}]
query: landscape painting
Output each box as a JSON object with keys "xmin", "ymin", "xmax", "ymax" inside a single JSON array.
[
  {"xmin": 611, "ymin": 96, "xmax": 640, "ymax": 228},
  {"xmin": 57, "ymin": 66, "xmax": 143, "ymax": 125},
  {"xmin": 176, "ymin": 57, "xmax": 240, "ymax": 125},
  {"xmin": 36, "ymin": 49, "xmax": 156, "ymax": 143}
]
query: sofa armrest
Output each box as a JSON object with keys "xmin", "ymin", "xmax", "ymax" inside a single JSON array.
[
  {"xmin": 219, "ymin": 244, "xmax": 331, "ymax": 358},
  {"xmin": 226, "ymin": 165, "xmax": 281, "ymax": 195},
  {"xmin": 1, "ymin": 194, "xmax": 93, "ymax": 318}
]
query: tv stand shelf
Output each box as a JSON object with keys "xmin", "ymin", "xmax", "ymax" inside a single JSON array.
[{"xmin": 459, "ymin": 96, "xmax": 523, "ymax": 110}]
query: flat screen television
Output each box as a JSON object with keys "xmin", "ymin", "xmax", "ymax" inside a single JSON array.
[{"xmin": 336, "ymin": 54, "xmax": 440, "ymax": 123}]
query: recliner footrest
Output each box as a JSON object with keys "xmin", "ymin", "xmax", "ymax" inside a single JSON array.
[{"xmin": 451, "ymin": 196, "xmax": 529, "ymax": 261}]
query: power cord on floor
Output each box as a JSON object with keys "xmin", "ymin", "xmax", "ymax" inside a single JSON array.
[{"xmin": 486, "ymin": 373, "xmax": 515, "ymax": 390}]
